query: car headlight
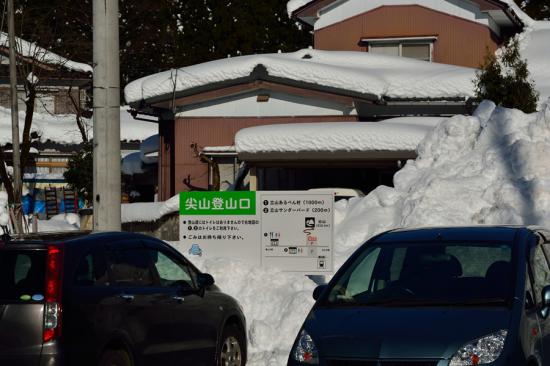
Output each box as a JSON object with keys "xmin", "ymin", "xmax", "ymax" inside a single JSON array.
[
  {"xmin": 449, "ymin": 330, "xmax": 508, "ymax": 365},
  {"xmin": 291, "ymin": 329, "xmax": 319, "ymax": 364}
]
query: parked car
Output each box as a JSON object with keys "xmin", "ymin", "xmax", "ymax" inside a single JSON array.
[
  {"xmin": 0, "ymin": 231, "xmax": 246, "ymax": 366},
  {"xmin": 289, "ymin": 226, "xmax": 550, "ymax": 366}
]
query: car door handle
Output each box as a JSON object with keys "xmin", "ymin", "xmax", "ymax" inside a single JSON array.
[
  {"xmin": 172, "ymin": 296, "xmax": 185, "ymax": 303},
  {"xmin": 119, "ymin": 294, "xmax": 135, "ymax": 302}
]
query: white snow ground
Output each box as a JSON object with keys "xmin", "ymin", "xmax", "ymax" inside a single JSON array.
[{"xmin": 0, "ymin": 106, "xmax": 157, "ymax": 145}]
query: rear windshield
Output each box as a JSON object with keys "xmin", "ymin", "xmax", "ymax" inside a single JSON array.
[
  {"xmin": 326, "ymin": 242, "xmax": 515, "ymax": 307},
  {"xmin": 0, "ymin": 250, "xmax": 46, "ymax": 303}
]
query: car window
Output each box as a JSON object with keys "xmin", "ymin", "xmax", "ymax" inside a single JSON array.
[
  {"xmin": 0, "ymin": 250, "xmax": 46, "ymax": 302},
  {"xmin": 327, "ymin": 242, "xmax": 514, "ymax": 306},
  {"xmin": 344, "ymin": 247, "xmax": 381, "ymax": 298},
  {"xmin": 530, "ymin": 245, "xmax": 550, "ymax": 305},
  {"xmin": 109, "ymin": 248, "xmax": 154, "ymax": 287},
  {"xmin": 74, "ymin": 251, "xmax": 109, "ymax": 287},
  {"xmin": 149, "ymin": 250, "xmax": 196, "ymax": 291}
]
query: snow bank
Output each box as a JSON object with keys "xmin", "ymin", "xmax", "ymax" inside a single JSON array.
[
  {"xmin": 0, "ymin": 191, "xmax": 8, "ymax": 227},
  {"xmin": 235, "ymin": 118, "xmax": 444, "ymax": 156},
  {"xmin": 124, "ymin": 49, "xmax": 476, "ymax": 104},
  {"xmin": 334, "ymin": 99, "xmax": 550, "ymax": 264},
  {"xmin": 0, "ymin": 32, "xmax": 92, "ymax": 74},
  {"xmin": 0, "ymin": 107, "xmax": 157, "ymax": 145},
  {"xmin": 517, "ymin": 21, "xmax": 550, "ymax": 105},
  {"xmin": 36, "ymin": 213, "xmax": 80, "ymax": 232},
  {"xmin": 121, "ymin": 195, "xmax": 179, "ymax": 223},
  {"xmin": 173, "ymin": 100, "xmax": 550, "ymax": 365}
]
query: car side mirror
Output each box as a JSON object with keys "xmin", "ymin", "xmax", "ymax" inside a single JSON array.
[
  {"xmin": 540, "ymin": 285, "xmax": 550, "ymax": 319},
  {"xmin": 313, "ymin": 284, "xmax": 328, "ymax": 301},
  {"xmin": 197, "ymin": 273, "xmax": 215, "ymax": 289}
]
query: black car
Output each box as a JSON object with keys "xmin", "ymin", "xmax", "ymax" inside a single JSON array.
[
  {"xmin": 289, "ymin": 226, "xmax": 550, "ymax": 366},
  {"xmin": 0, "ymin": 231, "xmax": 247, "ymax": 366}
]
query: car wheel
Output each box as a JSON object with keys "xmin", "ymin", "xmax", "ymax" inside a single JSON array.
[
  {"xmin": 218, "ymin": 324, "xmax": 245, "ymax": 366},
  {"xmin": 98, "ymin": 349, "xmax": 132, "ymax": 366}
]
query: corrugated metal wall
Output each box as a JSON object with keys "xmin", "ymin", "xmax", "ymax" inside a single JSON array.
[
  {"xmin": 159, "ymin": 115, "xmax": 358, "ymax": 199},
  {"xmin": 315, "ymin": 5, "xmax": 500, "ymax": 68}
]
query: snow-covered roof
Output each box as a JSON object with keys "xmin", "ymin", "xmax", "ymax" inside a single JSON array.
[
  {"xmin": 235, "ymin": 118, "xmax": 445, "ymax": 160},
  {"xmin": 288, "ymin": 0, "xmax": 533, "ymax": 27},
  {"xmin": 0, "ymin": 107, "xmax": 157, "ymax": 146},
  {"xmin": 287, "ymin": 0, "xmax": 315, "ymax": 17},
  {"xmin": 0, "ymin": 32, "xmax": 92, "ymax": 74},
  {"xmin": 125, "ymin": 49, "xmax": 477, "ymax": 105}
]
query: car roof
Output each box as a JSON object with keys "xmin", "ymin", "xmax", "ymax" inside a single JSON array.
[
  {"xmin": 2, "ymin": 231, "xmax": 161, "ymax": 246},
  {"xmin": 373, "ymin": 226, "xmax": 548, "ymax": 243}
]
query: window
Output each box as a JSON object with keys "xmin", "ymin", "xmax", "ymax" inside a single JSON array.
[
  {"xmin": 0, "ymin": 250, "xmax": 46, "ymax": 302},
  {"xmin": 109, "ymin": 249, "xmax": 154, "ymax": 287},
  {"xmin": 364, "ymin": 36, "xmax": 436, "ymax": 62},
  {"xmin": 369, "ymin": 44, "xmax": 399, "ymax": 57},
  {"xmin": 149, "ymin": 250, "xmax": 196, "ymax": 291},
  {"xmin": 74, "ymin": 251, "xmax": 109, "ymax": 287},
  {"xmin": 327, "ymin": 242, "xmax": 514, "ymax": 306},
  {"xmin": 529, "ymin": 245, "xmax": 550, "ymax": 305}
]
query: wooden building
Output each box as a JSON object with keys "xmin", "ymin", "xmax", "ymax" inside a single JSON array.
[
  {"xmin": 0, "ymin": 32, "xmax": 92, "ymax": 114},
  {"xmin": 291, "ymin": 0, "xmax": 523, "ymax": 68}
]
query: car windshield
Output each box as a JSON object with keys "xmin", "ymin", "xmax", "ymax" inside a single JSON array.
[{"xmin": 326, "ymin": 242, "xmax": 515, "ymax": 307}]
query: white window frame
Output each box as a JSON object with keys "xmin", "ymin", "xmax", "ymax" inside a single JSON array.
[{"xmin": 363, "ymin": 36, "xmax": 437, "ymax": 62}]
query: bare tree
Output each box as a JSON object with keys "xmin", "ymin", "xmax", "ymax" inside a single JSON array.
[{"xmin": 0, "ymin": 30, "xmax": 91, "ymax": 229}]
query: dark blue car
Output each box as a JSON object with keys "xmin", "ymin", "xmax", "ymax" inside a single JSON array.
[{"xmin": 288, "ymin": 226, "xmax": 550, "ymax": 366}]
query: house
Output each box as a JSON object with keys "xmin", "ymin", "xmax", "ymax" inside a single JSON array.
[
  {"xmin": 126, "ymin": 50, "xmax": 481, "ymax": 199},
  {"xmin": 125, "ymin": 0, "xmax": 539, "ymax": 200},
  {"xmin": 0, "ymin": 32, "xmax": 92, "ymax": 115},
  {"xmin": 288, "ymin": 0, "xmax": 525, "ymax": 68}
]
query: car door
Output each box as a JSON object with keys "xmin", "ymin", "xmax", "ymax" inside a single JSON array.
[
  {"xmin": 528, "ymin": 242, "xmax": 550, "ymax": 363},
  {"xmin": 146, "ymin": 242, "xmax": 220, "ymax": 366},
  {"xmin": 105, "ymin": 241, "xmax": 176, "ymax": 366},
  {"xmin": 539, "ymin": 241, "xmax": 550, "ymax": 361}
]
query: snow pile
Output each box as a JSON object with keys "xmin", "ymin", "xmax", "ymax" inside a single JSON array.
[
  {"xmin": 125, "ymin": 49, "xmax": 477, "ymax": 104},
  {"xmin": 0, "ymin": 191, "xmax": 8, "ymax": 227},
  {"xmin": 175, "ymin": 252, "xmax": 317, "ymax": 365},
  {"xmin": 175, "ymin": 100, "xmax": 550, "ymax": 365},
  {"xmin": 334, "ymin": 99, "xmax": 550, "ymax": 263},
  {"xmin": 0, "ymin": 107, "xmax": 157, "ymax": 145},
  {"xmin": 0, "ymin": 32, "xmax": 92, "ymax": 74},
  {"xmin": 235, "ymin": 118, "xmax": 445, "ymax": 156},
  {"xmin": 37, "ymin": 213, "xmax": 80, "ymax": 232},
  {"xmin": 517, "ymin": 21, "xmax": 550, "ymax": 104},
  {"xmin": 121, "ymin": 194, "xmax": 179, "ymax": 223}
]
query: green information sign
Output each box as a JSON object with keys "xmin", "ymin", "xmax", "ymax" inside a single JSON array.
[{"xmin": 180, "ymin": 191, "xmax": 257, "ymax": 216}]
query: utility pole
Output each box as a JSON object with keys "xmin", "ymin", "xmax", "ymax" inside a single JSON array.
[
  {"xmin": 92, "ymin": 0, "xmax": 121, "ymax": 231},
  {"xmin": 7, "ymin": 0, "xmax": 23, "ymax": 235}
]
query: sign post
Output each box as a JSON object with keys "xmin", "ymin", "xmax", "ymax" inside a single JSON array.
[{"xmin": 180, "ymin": 191, "xmax": 334, "ymax": 274}]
